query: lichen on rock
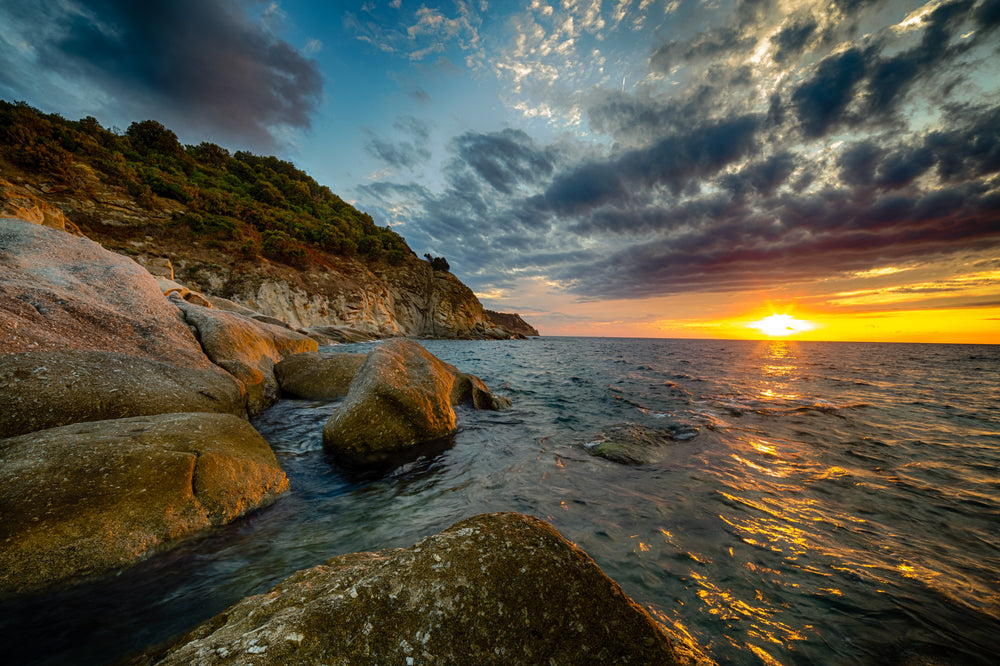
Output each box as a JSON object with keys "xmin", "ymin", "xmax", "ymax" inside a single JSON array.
[
  {"xmin": 127, "ymin": 512, "xmax": 715, "ymax": 665},
  {"xmin": 322, "ymin": 339, "xmax": 509, "ymax": 462},
  {"xmin": 0, "ymin": 412, "xmax": 289, "ymax": 598}
]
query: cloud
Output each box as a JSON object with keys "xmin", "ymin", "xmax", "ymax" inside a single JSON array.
[
  {"xmin": 363, "ymin": 116, "xmax": 433, "ymax": 170},
  {"xmin": 0, "ymin": 0, "xmax": 323, "ymax": 151},
  {"xmin": 452, "ymin": 129, "xmax": 556, "ymax": 194},
  {"xmin": 355, "ymin": 0, "xmax": 1000, "ymax": 311}
]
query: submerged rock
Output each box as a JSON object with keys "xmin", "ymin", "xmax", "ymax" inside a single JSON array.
[
  {"xmin": 583, "ymin": 423, "xmax": 699, "ymax": 465},
  {"xmin": 129, "ymin": 512, "xmax": 714, "ymax": 665},
  {"xmin": 173, "ymin": 299, "xmax": 318, "ymax": 415},
  {"xmin": 321, "ymin": 339, "xmax": 508, "ymax": 461},
  {"xmin": 274, "ymin": 351, "xmax": 367, "ymax": 400},
  {"xmin": 0, "ymin": 412, "xmax": 288, "ymax": 598},
  {"xmin": 0, "ymin": 350, "xmax": 246, "ymax": 438}
]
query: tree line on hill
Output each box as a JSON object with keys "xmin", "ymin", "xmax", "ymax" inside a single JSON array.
[{"xmin": 0, "ymin": 100, "xmax": 421, "ymax": 269}]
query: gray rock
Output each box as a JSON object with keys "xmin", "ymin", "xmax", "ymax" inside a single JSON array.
[
  {"xmin": 0, "ymin": 412, "xmax": 288, "ymax": 598},
  {"xmin": 173, "ymin": 299, "xmax": 318, "ymax": 415},
  {"xmin": 129, "ymin": 512, "xmax": 714, "ymax": 666},
  {"xmin": 0, "ymin": 350, "xmax": 246, "ymax": 438},
  {"xmin": 274, "ymin": 351, "xmax": 367, "ymax": 400}
]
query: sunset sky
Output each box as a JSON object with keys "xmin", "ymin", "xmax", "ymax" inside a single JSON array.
[{"xmin": 1, "ymin": 0, "xmax": 999, "ymax": 342}]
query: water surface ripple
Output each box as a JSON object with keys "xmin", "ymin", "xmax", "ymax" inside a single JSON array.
[{"xmin": 2, "ymin": 338, "xmax": 999, "ymax": 665}]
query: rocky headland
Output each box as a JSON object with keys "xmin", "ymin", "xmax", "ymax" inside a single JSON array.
[{"xmin": 0, "ymin": 212, "xmax": 712, "ymax": 663}]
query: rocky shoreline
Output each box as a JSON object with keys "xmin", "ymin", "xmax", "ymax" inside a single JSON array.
[{"xmin": 1, "ymin": 216, "xmax": 712, "ymax": 663}]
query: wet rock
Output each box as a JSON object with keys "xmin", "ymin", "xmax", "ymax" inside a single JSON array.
[
  {"xmin": 173, "ymin": 299, "xmax": 318, "ymax": 416},
  {"xmin": 0, "ymin": 412, "xmax": 288, "ymax": 598},
  {"xmin": 322, "ymin": 339, "xmax": 508, "ymax": 461},
  {"xmin": 273, "ymin": 351, "xmax": 367, "ymax": 400},
  {"xmin": 582, "ymin": 423, "xmax": 699, "ymax": 465},
  {"xmin": 0, "ymin": 350, "xmax": 246, "ymax": 438},
  {"xmin": 129, "ymin": 512, "xmax": 713, "ymax": 666},
  {"xmin": 0, "ymin": 217, "xmax": 216, "ymax": 372}
]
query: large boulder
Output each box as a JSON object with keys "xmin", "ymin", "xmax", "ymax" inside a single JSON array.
[
  {"xmin": 173, "ymin": 299, "xmax": 318, "ymax": 415},
  {"xmin": 273, "ymin": 351, "xmax": 367, "ymax": 400},
  {"xmin": 0, "ymin": 350, "xmax": 246, "ymax": 438},
  {"xmin": 0, "ymin": 217, "xmax": 215, "ymax": 371},
  {"xmin": 0, "ymin": 412, "xmax": 289, "ymax": 598},
  {"xmin": 323, "ymin": 339, "xmax": 456, "ymax": 459},
  {"xmin": 130, "ymin": 512, "xmax": 714, "ymax": 665},
  {"xmin": 322, "ymin": 339, "xmax": 508, "ymax": 461}
]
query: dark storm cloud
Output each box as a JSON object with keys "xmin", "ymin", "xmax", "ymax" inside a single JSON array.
[
  {"xmin": 791, "ymin": 47, "xmax": 869, "ymax": 138},
  {"xmin": 539, "ymin": 114, "xmax": 763, "ymax": 214},
  {"xmin": 773, "ymin": 18, "xmax": 818, "ymax": 63},
  {"xmin": 452, "ymin": 129, "xmax": 555, "ymax": 195},
  {"xmin": 558, "ymin": 184, "xmax": 1000, "ymax": 300},
  {"xmin": 13, "ymin": 0, "xmax": 322, "ymax": 149}
]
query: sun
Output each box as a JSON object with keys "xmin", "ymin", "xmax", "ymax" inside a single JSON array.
[{"xmin": 749, "ymin": 313, "xmax": 815, "ymax": 337}]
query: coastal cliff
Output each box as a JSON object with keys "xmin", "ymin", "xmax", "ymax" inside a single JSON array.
[{"xmin": 0, "ymin": 102, "xmax": 536, "ymax": 340}]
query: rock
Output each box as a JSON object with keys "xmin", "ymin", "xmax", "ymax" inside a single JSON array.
[
  {"xmin": 304, "ymin": 325, "xmax": 377, "ymax": 343},
  {"xmin": 582, "ymin": 423, "xmax": 699, "ymax": 466},
  {"xmin": 173, "ymin": 299, "xmax": 318, "ymax": 415},
  {"xmin": 0, "ymin": 218, "xmax": 216, "ymax": 372},
  {"xmin": 486, "ymin": 310, "xmax": 540, "ymax": 337},
  {"xmin": 144, "ymin": 257, "xmax": 175, "ymax": 280},
  {"xmin": 0, "ymin": 412, "xmax": 289, "ymax": 598},
  {"xmin": 450, "ymin": 369, "xmax": 513, "ymax": 410},
  {"xmin": 321, "ymin": 339, "xmax": 508, "ymax": 461},
  {"xmin": 0, "ymin": 351, "xmax": 246, "ymax": 438},
  {"xmin": 273, "ymin": 351, "xmax": 367, "ymax": 400},
  {"xmin": 129, "ymin": 512, "xmax": 713, "ymax": 666},
  {"xmin": 203, "ymin": 295, "xmax": 260, "ymax": 317},
  {"xmin": 322, "ymin": 339, "xmax": 458, "ymax": 460},
  {"xmin": 0, "ymin": 179, "xmax": 72, "ymax": 232},
  {"xmin": 153, "ymin": 276, "xmax": 213, "ymax": 308}
]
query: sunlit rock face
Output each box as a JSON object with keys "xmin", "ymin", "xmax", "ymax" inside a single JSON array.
[
  {"xmin": 0, "ymin": 412, "xmax": 288, "ymax": 598},
  {"xmin": 172, "ymin": 298, "xmax": 318, "ymax": 416},
  {"xmin": 130, "ymin": 512, "xmax": 714, "ymax": 666},
  {"xmin": 322, "ymin": 339, "xmax": 509, "ymax": 461},
  {"xmin": 0, "ymin": 351, "xmax": 246, "ymax": 438}
]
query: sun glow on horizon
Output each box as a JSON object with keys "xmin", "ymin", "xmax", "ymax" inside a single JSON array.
[{"xmin": 748, "ymin": 314, "xmax": 817, "ymax": 337}]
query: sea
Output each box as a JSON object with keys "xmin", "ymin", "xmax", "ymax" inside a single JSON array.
[{"xmin": 2, "ymin": 337, "xmax": 999, "ymax": 665}]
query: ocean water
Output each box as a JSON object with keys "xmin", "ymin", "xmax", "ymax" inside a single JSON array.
[{"xmin": 2, "ymin": 337, "xmax": 999, "ymax": 665}]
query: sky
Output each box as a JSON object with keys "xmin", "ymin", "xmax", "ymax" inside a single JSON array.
[{"xmin": 1, "ymin": 0, "xmax": 999, "ymax": 343}]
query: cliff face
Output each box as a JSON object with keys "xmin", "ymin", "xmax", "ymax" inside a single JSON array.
[{"xmin": 0, "ymin": 170, "xmax": 533, "ymax": 339}]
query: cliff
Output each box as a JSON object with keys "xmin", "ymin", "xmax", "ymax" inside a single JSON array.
[
  {"xmin": 0, "ymin": 102, "xmax": 537, "ymax": 340},
  {"xmin": 486, "ymin": 310, "xmax": 540, "ymax": 337}
]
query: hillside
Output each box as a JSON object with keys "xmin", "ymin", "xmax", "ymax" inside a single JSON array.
[{"xmin": 0, "ymin": 100, "xmax": 536, "ymax": 339}]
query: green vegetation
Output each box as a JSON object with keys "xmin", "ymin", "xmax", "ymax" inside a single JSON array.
[
  {"xmin": 0, "ymin": 101, "xmax": 411, "ymax": 267},
  {"xmin": 423, "ymin": 254, "xmax": 450, "ymax": 272}
]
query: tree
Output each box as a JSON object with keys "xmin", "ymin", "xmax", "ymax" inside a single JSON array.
[
  {"xmin": 126, "ymin": 120, "xmax": 182, "ymax": 155},
  {"xmin": 424, "ymin": 254, "xmax": 450, "ymax": 272}
]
